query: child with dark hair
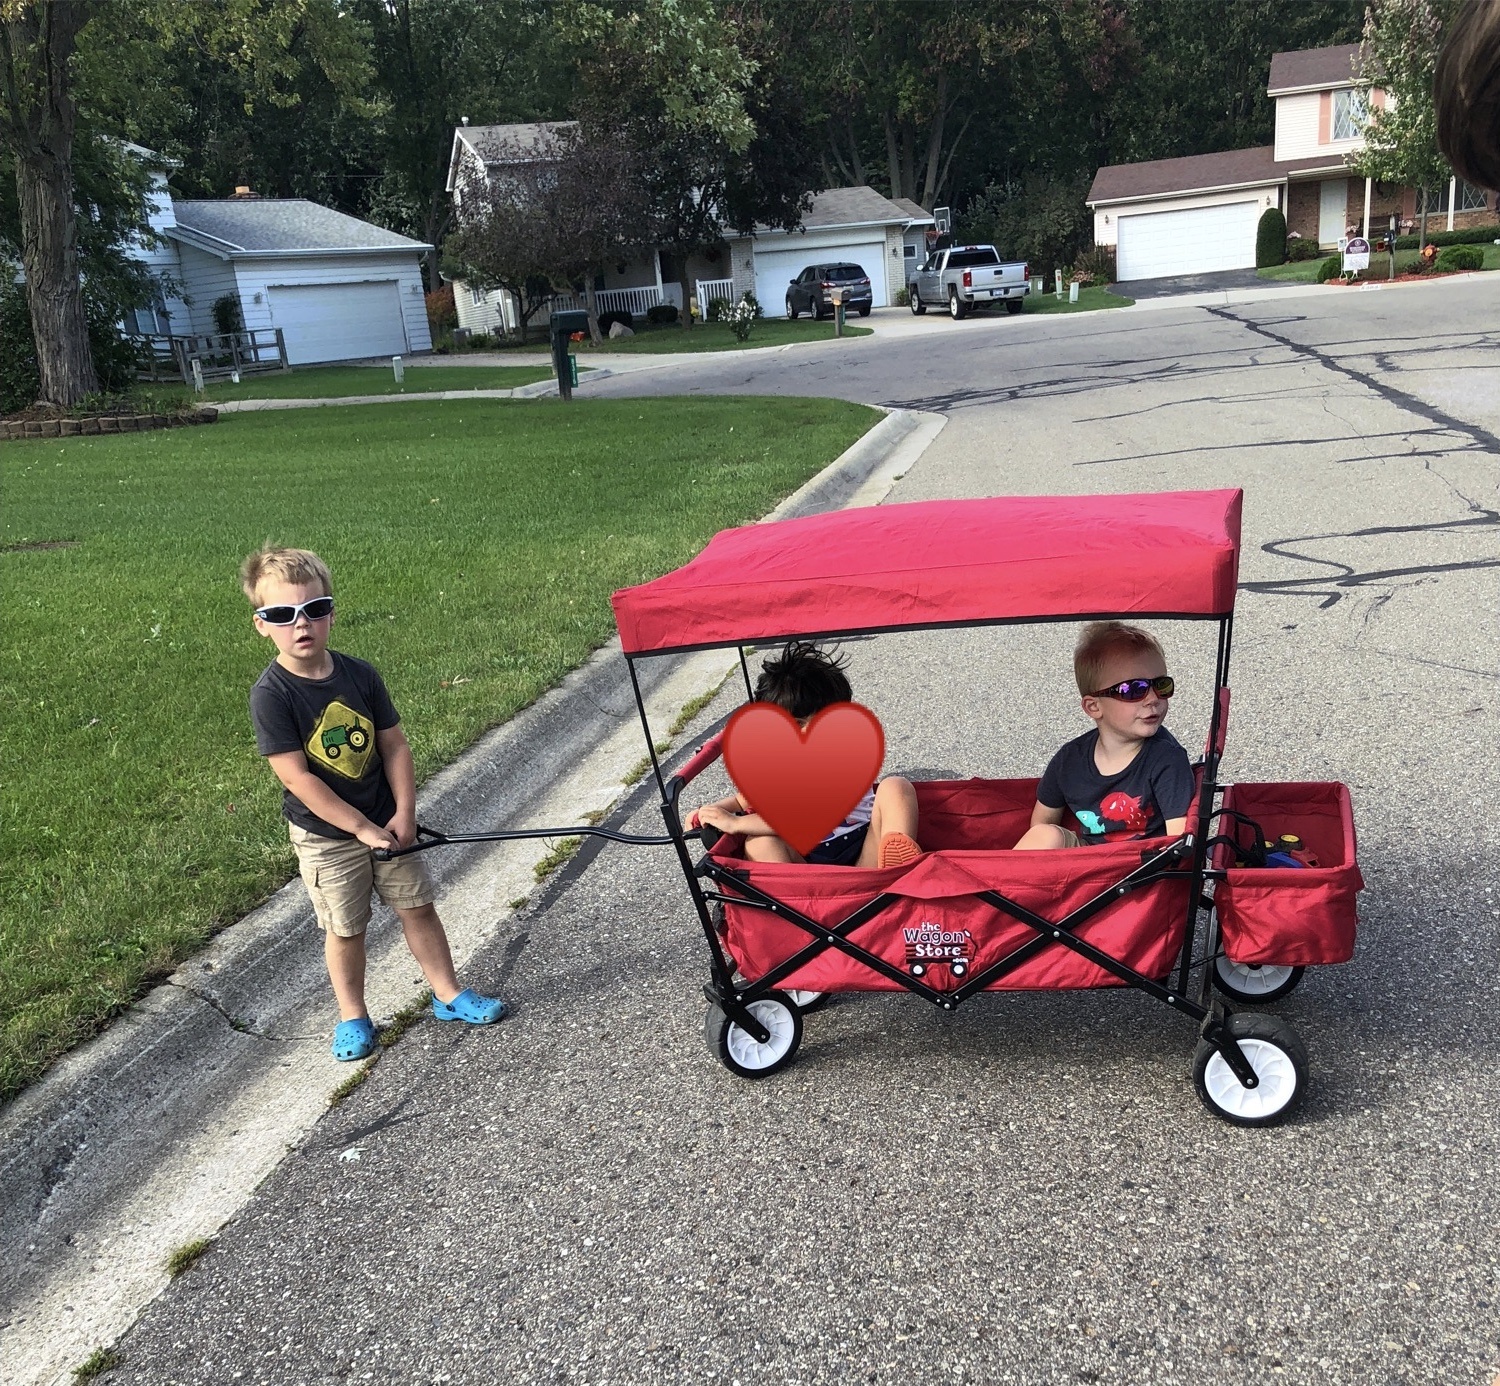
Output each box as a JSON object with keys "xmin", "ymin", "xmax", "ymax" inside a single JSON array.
[{"xmin": 692, "ymin": 642, "xmax": 922, "ymax": 868}]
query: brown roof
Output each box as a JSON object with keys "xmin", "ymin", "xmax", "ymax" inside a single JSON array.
[
  {"xmin": 1087, "ymin": 146, "xmax": 1354, "ymax": 205},
  {"xmin": 889, "ymin": 197, "xmax": 935, "ymax": 223},
  {"xmin": 1267, "ymin": 43, "xmax": 1364, "ymax": 94}
]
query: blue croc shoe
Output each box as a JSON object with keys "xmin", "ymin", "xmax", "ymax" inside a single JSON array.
[
  {"xmin": 432, "ymin": 989, "xmax": 506, "ymax": 1025},
  {"xmin": 331, "ymin": 1017, "xmax": 379, "ymax": 1061}
]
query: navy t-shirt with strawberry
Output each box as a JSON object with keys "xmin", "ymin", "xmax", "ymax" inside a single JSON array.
[{"xmin": 1037, "ymin": 727, "xmax": 1193, "ymax": 843}]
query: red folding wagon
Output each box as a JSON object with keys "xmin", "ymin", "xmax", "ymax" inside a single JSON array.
[{"xmin": 608, "ymin": 488, "xmax": 1363, "ymax": 1126}]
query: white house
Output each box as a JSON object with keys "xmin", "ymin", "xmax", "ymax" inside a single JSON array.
[
  {"xmin": 1087, "ymin": 42, "xmax": 1498, "ymax": 280},
  {"xmin": 127, "ymin": 149, "xmax": 433, "ymax": 365},
  {"xmin": 445, "ymin": 121, "xmax": 929, "ymax": 328}
]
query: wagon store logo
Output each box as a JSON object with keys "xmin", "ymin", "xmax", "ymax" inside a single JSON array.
[{"xmin": 903, "ymin": 922, "xmax": 973, "ymax": 979}]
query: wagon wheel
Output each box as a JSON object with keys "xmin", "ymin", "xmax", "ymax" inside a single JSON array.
[
  {"xmin": 704, "ymin": 991, "xmax": 802, "ymax": 1079},
  {"xmin": 786, "ymin": 989, "xmax": 832, "ymax": 1014},
  {"xmin": 1192, "ymin": 1012, "xmax": 1308, "ymax": 1127},
  {"xmin": 1212, "ymin": 955, "xmax": 1305, "ymax": 1004}
]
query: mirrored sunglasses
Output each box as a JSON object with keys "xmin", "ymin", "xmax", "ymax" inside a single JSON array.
[
  {"xmin": 1090, "ymin": 675, "xmax": 1174, "ymax": 702},
  {"xmin": 255, "ymin": 596, "xmax": 335, "ymax": 625}
]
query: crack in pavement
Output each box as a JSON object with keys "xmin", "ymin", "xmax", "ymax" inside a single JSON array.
[{"xmin": 162, "ymin": 978, "xmax": 321, "ymax": 1044}]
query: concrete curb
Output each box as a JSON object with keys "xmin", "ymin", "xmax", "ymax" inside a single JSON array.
[
  {"xmin": 0, "ymin": 405, "xmax": 945, "ymax": 1386},
  {"xmin": 211, "ymin": 375, "xmax": 614, "ymax": 412}
]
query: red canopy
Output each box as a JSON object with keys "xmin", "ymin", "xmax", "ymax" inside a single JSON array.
[{"xmin": 612, "ymin": 489, "xmax": 1242, "ymax": 655}]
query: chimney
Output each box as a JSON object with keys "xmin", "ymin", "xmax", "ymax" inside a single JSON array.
[{"xmin": 230, "ymin": 185, "xmax": 260, "ymax": 199}]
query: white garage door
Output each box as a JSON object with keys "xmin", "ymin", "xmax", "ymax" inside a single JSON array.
[
  {"xmin": 1115, "ymin": 201, "xmax": 1260, "ymax": 280},
  {"xmin": 755, "ymin": 238, "xmax": 888, "ymax": 316},
  {"xmin": 268, "ymin": 280, "xmax": 408, "ymax": 365}
]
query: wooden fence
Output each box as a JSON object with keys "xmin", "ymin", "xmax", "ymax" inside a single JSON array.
[{"xmin": 126, "ymin": 329, "xmax": 289, "ymax": 384}]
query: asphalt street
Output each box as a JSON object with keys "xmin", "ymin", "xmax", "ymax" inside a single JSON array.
[{"xmin": 108, "ymin": 282, "xmax": 1499, "ymax": 1385}]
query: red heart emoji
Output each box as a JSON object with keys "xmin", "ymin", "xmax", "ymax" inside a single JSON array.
[{"xmin": 721, "ymin": 702, "xmax": 885, "ymax": 857}]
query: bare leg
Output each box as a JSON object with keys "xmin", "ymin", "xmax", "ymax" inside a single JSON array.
[
  {"xmin": 324, "ymin": 931, "xmax": 369, "ymax": 1020},
  {"xmin": 395, "ymin": 902, "xmax": 461, "ymax": 1004},
  {"xmin": 1013, "ymin": 824, "xmax": 1072, "ymax": 851},
  {"xmin": 743, "ymin": 835, "xmax": 802, "ymax": 863},
  {"xmin": 857, "ymin": 777, "xmax": 920, "ymax": 868}
]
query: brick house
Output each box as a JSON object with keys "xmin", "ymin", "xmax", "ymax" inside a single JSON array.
[{"xmin": 1086, "ymin": 42, "xmax": 1499, "ymax": 280}]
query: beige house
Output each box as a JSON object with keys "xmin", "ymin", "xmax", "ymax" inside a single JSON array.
[
  {"xmin": 444, "ymin": 121, "xmax": 923, "ymax": 330},
  {"xmin": 1087, "ymin": 43, "xmax": 1498, "ymax": 280}
]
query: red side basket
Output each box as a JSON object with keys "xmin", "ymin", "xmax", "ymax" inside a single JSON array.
[{"xmin": 1214, "ymin": 781, "xmax": 1361, "ymax": 966}]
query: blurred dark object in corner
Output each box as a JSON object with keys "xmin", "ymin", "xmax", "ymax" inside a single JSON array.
[{"xmin": 1435, "ymin": 0, "xmax": 1500, "ymax": 188}]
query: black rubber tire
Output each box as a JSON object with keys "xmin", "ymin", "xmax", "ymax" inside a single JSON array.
[
  {"xmin": 948, "ymin": 288, "xmax": 967, "ymax": 320},
  {"xmin": 1005, "ymin": 298, "xmax": 1024, "ymax": 315},
  {"xmin": 857, "ymin": 306, "xmax": 871, "ymax": 317},
  {"xmin": 910, "ymin": 289, "xmax": 925, "ymax": 316},
  {"xmin": 1212, "ymin": 955, "xmax": 1306, "ymax": 1004},
  {"xmin": 346, "ymin": 726, "xmax": 369, "ymax": 751},
  {"xmin": 1192, "ymin": 1011, "xmax": 1309, "ymax": 1127},
  {"xmin": 704, "ymin": 991, "xmax": 802, "ymax": 1079},
  {"xmin": 786, "ymin": 297, "xmax": 799, "ymax": 320},
  {"xmin": 813, "ymin": 301, "xmax": 827, "ymax": 321}
]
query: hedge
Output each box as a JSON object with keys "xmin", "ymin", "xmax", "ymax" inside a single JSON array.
[
  {"xmin": 1435, "ymin": 244, "xmax": 1485, "ymax": 272},
  {"xmin": 1391, "ymin": 224, "xmax": 1500, "ymax": 250},
  {"xmin": 1256, "ymin": 208, "xmax": 1288, "ymax": 267},
  {"xmin": 1316, "ymin": 255, "xmax": 1344, "ymax": 283}
]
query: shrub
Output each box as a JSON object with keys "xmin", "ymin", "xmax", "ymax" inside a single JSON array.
[
  {"xmin": 726, "ymin": 295, "xmax": 756, "ymax": 342},
  {"xmin": 740, "ymin": 290, "xmax": 764, "ymax": 319},
  {"xmin": 645, "ymin": 302, "xmax": 679, "ymax": 325},
  {"xmin": 1391, "ymin": 225, "xmax": 1499, "ymax": 249},
  {"xmin": 1315, "ymin": 255, "xmax": 1343, "ymax": 283},
  {"xmin": 1072, "ymin": 244, "xmax": 1116, "ymax": 283},
  {"xmin": 1286, "ymin": 237, "xmax": 1324, "ymax": 261},
  {"xmin": 1255, "ymin": 208, "xmax": 1287, "ymax": 267},
  {"xmin": 704, "ymin": 296, "xmax": 731, "ymax": 322},
  {"xmin": 597, "ymin": 309, "xmax": 634, "ymax": 334},
  {"xmin": 893, "ymin": 286, "xmax": 910, "ymax": 307},
  {"xmin": 425, "ymin": 285, "xmax": 456, "ymax": 335},
  {"xmin": 960, "ymin": 173, "xmax": 1091, "ymax": 282},
  {"xmin": 211, "ymin": 293, "xmax": 243, "ymax": 336},
  {"xmin": 467, "ymin": 331, "xmax": 494, "ymax": 349},
  {"xmin": 1435, "ymin": 243, "xmax": 1485, "ymax": 272}
]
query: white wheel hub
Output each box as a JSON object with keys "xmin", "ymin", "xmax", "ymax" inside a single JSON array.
[
  {"xmin": 1202, "ymin": 1037, "xmax": 1299, "ymax": 1120},
  {"xmin": 1216, "ymin": 956, "xmax": 1295, "ymax": 997},
  {"xmin": 725, "ymin": 999, "xmax": 797, "ymax": 1071},
  {"xmin": 786, "ymin": 989, "xmax": 823, "ymax": 1009}
]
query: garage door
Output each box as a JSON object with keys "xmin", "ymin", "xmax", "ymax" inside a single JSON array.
[
  {"xmin": 268, "ymin": 280, "xmax": 409, "ymax": 365},
  {"xmin": 1115, "ymin": 202, "xmax": 1260, "ymax": 280},
  {"xmin": 755, "ymin": 238, "xmax": 888, "ymax": 316}
]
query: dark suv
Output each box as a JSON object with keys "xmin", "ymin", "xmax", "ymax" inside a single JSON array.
[{"xmin": 785, "ymin": 263, "xmax": 874, "ymax": 319}]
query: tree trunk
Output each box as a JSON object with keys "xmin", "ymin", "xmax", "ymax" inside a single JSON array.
[
  {"xmin": 2, "ymin": 3, "xmax": 99, "ymax": 407},
  {"xmin": 884, "ymin": 111, "xmax": 902, "ymax": 201},
  {"xmin": 919, "ymin": 72, "xmax": 947, "ymax": 209},
  {"xmin": 582, "ymin": 278, "xmax": 602, "ymax": 345},
  {"xmin": 677, "ymin": 261, "xmax": 693, "ymax": 330}
]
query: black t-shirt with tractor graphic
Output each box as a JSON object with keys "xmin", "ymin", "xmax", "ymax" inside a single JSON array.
[{"xmin": 250, "ymin": 651, "xmax": 400, "ymax": 839}]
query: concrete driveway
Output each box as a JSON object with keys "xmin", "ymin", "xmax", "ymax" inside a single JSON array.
[
  {"xmin": 107, "ymin": 280, "xmax": 1499, "ymax": 1385},
  {"xmin": 1111, "ymin": 268, "xmax": 1272, "ymax": 299}
]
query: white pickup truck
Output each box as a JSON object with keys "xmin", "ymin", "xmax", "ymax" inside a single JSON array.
[{"xmin": 908, "ymin": 244, "xmax": 1029, "ymax": 320}]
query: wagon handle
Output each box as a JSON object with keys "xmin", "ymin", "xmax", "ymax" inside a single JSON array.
[
  {"xmin": 374, "ymin": 821, "xmax": 714, "ymax": 860},
  {"xmin": 664, "ymin": 732, "xmax": 725, "ymax": 809}
]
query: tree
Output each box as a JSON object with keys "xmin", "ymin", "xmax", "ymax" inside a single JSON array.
[
  {"xmin": 569, "ymin": 0, "xmax": 759, "ymax": 328},
  {"xmin": 1349, "ymin": 0, "xmax": 1457, "ymax": 248},
  {"xmin": 1, "ymin": 0, "xmax": 371, "ymax": 408},
  {"xmin": 357, "ymin": 0, "xmax": 567, "ymax": 289}
]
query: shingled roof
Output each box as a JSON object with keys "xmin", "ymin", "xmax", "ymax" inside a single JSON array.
[
  {"xmin": 1087, "ymin": 146, "xmax": 1352, "ymax": 206},
  {"xmin": 1267, "ymin": 43, "xmax": 1366, "ymax": 95},
  {"xmin": 168, "ymin": 200, "xmax": 430, "ymax": 256}
]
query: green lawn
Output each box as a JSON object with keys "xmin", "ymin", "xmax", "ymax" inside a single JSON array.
[
  {"xmin": 0, "ymin": 395, "xmax": 878, "ymax": 1100},
  {"xmin": 1257, "ymin": 243, "xmax": 1500, "ymax": 281},
  {"xmin": 182, "ymin": 363, "xmax": 555, "ymax": 401},
  {"xmin": 458, "ymin": 318, "xmax": 873, "ymax": 355},
  {"xmin": 1023, "ymin": 286, "xmax": 1134, "ymax": 314}
]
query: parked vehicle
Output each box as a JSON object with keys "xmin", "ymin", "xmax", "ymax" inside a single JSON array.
[
  {"xmin": 785, "ymin": 264, "xmax": 874, "ymax": 319},
  {"xmin": 909, "ymin": 245, "xmax": 1029, "ymax": 320}
]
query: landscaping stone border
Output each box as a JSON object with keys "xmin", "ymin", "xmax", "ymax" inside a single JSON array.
[{"xmin": 0, "ymin": 408, "xmax": 217, "ymax": 442}]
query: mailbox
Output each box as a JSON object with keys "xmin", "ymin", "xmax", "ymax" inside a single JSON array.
[{"xmin": 549, "ymin": 309, "xmax": 589, "ymax": 401}]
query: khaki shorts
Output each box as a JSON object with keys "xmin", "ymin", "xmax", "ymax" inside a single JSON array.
[
  {"xmin": 289, "ymin": 823, "xmax": 435, "ymax": 937},
  {"xmin": 1055, "ymin": 827, "xmax": 1084, "ymax": 848}
]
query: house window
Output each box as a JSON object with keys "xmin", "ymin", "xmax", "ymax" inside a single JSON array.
[
  {"xmin": 470, "ymin": 285, "xmax": 485, "ymax": 306},
  {"xmin": 1331, "ymin": 88, "xmax": 1367, "ymax": 141},
  {"xmin": 1420, "ymin": 180, "xmax": 1493, "ymax": 213},
  {"xmin": 1459, "ymin": 180, "xmax": 1489, "ymax": 212}
]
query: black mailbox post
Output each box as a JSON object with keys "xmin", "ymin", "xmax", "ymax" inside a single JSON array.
[{"xmin": 549, "ymin": 309, "xmax": 589, "ymax": 401}]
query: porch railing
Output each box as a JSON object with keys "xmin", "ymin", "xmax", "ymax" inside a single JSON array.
[
  {"xmin": 126, "ymin": 329, "xmax": 289, "ymax": 384},
  {"xmin": 695, "ymin": 278, "xmax": 736, "ymax": 312},
  {"xmin": 550, "ymin": 285, "xmax": 664, "ymax": 319}
]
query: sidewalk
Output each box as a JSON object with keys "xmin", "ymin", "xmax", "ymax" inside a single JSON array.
[{"xmin": 0, "ymin": 407, "xmax": 946, "ymax": 1386}]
